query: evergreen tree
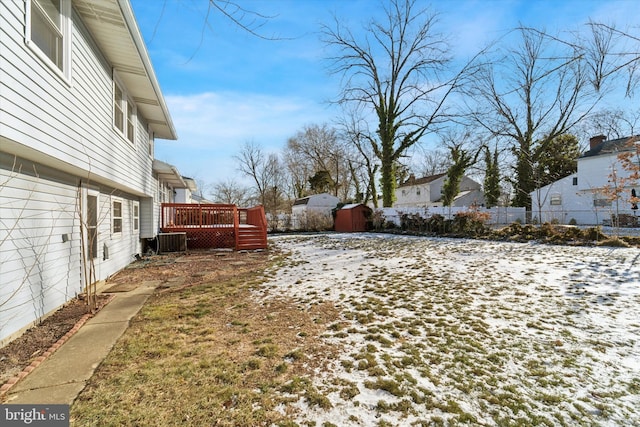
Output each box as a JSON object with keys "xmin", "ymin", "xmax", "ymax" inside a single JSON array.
[
  {"xmin": 483, "ymin": 146, "xmax": 501, "ymax": 208},
  {"xmin": 442, "ymin": 145, "xmax": 476, "ymax": 207},
  {"xmin": 533, "ymin": 134, "xmax": 580, "ymax": 188}
]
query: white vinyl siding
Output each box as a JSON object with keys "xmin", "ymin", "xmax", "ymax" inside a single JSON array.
[
  {"xmin": 1, "ymin": 2, "xmax": 155, "ymax": 198},
  {"xmin": 0, "ymin": 159, "xmax": 82, "ymax": 343},
  {"xmin": 0, "ymin": 1, "xmax": 158, "ymax": 343}
]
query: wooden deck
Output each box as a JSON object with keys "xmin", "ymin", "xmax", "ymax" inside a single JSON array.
[{"xmin": 160, "ymin": 204, "xmax": 267, "ymax": 250}]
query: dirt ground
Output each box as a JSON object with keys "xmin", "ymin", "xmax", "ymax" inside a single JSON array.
[{"xmin": 0, "ymin": 249, "xmax": 265, "ymax": 388}]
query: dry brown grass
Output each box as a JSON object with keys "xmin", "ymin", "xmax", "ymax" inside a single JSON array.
[{"xmin": 70, "ymin": 250, "xmax": 340, "ymax": 426}]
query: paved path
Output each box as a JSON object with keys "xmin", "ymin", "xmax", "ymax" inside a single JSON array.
[{"xmin": 4, "ymin": 282, "xmax": 158, "ymax": 405}]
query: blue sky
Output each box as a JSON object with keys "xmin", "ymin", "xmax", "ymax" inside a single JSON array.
[{"xmin": 129, "ymin": 0, "xmax": 637, "ymax": 190}]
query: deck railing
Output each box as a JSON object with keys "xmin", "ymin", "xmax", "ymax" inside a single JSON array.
[
  {"xmin": 161, "ymin": 203, "xmax": 237, "ymax": 229},
  {"xmin": 160, "ymin": 203, "xmax": 266, "ymax": 250}
]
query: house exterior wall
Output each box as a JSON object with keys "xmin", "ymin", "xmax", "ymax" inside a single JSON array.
[
  {"xmin": 1, "ymin": 3, "xmax": 155, "ymax": 197},
  {"xmin": 394, "ymin": 176, "xmax": 483, "ymax": 208},
  {"xmin": 395, "ymin": 183, "xmax": 432, "ymax": 208},
  {"xmin": 0, "ymin": 1, "xmax": 169, "ymax": 343},
  {"xmin": 0, "ymin": 157, "xmax": 82, "ymax": 344},
  {"xmin": 530, "ymin": 153, "xmax": 640, "ymax": 225},
  {"xmin": 175, "ymin": 188, "xmax": 193, "ymax": 203}
]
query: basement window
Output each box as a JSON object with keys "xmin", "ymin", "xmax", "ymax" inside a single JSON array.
[{"xmin": 112, "ymin": 199, "xmax": 123, "ymax": 234}]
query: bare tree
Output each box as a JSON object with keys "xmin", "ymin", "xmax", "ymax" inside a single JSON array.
[
  {"xmin": 580, "ymin": 22, "xmax": 640, "ymax": 97},
  {"xmin": 234, "ymin": 141, "xmax": 286, "ymax": 215},
  {"xmin": 576, "ymin": 108, "xmax": 640, "ymax": 146},
  {"xmin": 337, "ymin": 107, "xmax": 380, "ymax": 206},
  {"xmin": 322, "ymin": 0, "xmax": 473, "ymax": 207},
  {"xmin": 284, "ymin": 124, "xmax": 350, "ymax": 199},
  {"xmin": 416, "ymin": 147, "xmax": 448, "ymax": 177},
  {"xmin": 210, "ymin": 178, "xmax": 251, "ymax": 205},
  {"xmin": 465, "ymin": 27, "xmax": 600, "ymax": 211}
]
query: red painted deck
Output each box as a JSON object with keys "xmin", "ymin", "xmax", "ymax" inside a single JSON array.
[{"xmin": 160, "ymin": 204, "xmax": 267, "ymax": 250}]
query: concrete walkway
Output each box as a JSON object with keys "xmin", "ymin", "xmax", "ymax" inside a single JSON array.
[{"xmin": 3, "ymin": 281, "xmax": 158, "ymax": 405}]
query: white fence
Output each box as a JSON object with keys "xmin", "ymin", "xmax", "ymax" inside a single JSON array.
[{"xmin": 377, "ymin": 206, "xmax": 526, "ymax": 227}]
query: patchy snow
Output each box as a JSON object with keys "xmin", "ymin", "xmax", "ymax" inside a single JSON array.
[{"xmin": 259, "ymin": 233, "xmax": 640, "ymax": 426}]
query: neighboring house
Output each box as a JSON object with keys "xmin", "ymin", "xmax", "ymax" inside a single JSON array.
[
  {"xmin": 291, "ymin": 193, "xmax": 340, "ymax": 229},
  {"xmin": 530, "ymin": 135, "xmax": 640, "ymax": 225},
  {"xmin": 175, "ymin": 177, "xmax": 200, "ymax": 204},
  {"xmin": 0, "ymin": 0, "xmax": 176, "ymax": 343},
  {"xmin": 394, "ymin": 174, "xmax": 485, "ymax": 208}
]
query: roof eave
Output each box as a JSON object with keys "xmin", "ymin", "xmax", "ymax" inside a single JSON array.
[
  {"xmin": 118, "ymin": 0, "xmax": 177, "ymax": 140},
  {"xmin": 74, "ymin": 0, "xmax": 177, "ymax": 140}
]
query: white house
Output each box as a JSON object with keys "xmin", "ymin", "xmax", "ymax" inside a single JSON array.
[
  {"xmin": 0, "ymin": 0, "xmax": 176, "ymax": 344},
  {"xmin": 291, "ymin": 193, "xmax": 340, "ymax": 229},
  {"xmin": 530, "ymin": 135, "xmax": 640, "ymax": 225},
  {"xmin": 394, "ymin": 174, "xmax": 485, "ymax": 208}
]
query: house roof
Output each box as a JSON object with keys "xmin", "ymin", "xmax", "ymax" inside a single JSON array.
[
  {"xmin": 153, "ymin": 159, "xmax": 186, "ymax": 188},
  {"xmin": 74, "ymin": 0, "xmax": 177, "ymax": 140},
  {"xmin": 581, "ymin": 135, "xmax": 640, "ymax": 158},
  {"xmin": 398, "ymin": 173, "xmax": 447, "ymax": 188},
  {"xmin": 292, "ymin": 193, "xmax": 340, "ymax": 206}
]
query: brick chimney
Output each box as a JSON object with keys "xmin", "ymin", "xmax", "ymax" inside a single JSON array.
[{"xmin": 589, "ymin": 135, "xmax": 607, "ymax": 149}]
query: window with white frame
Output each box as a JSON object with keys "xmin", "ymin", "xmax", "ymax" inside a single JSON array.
[
  {"xmin": 550, "ymin": 194, "xmax": 562, "ymax": 205},
  {"xmin": 112, "ymin": 199, "xmax": 123, "ymax": 234},
  {"xmin": 113, "ymin": 76, "xmax": 136, "ymax": 144},
  {"xmin": 593, "ymin": 198, "xmax": 610, "ymax": 207},
  {"xmin": 132, "ymin": 201, "xmax": 139, "ymax": 232},
  {"xmin": 28, "ymin": 0, "xmax": 71, "ymax": 79}
]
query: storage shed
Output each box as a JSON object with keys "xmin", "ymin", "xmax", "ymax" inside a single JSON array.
[{"xmin": 335, "ymin": 204, "xmax": 372, "ymax": 232}]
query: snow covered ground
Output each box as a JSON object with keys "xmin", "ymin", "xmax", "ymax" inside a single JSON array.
[{"xmin": 260, "ymin": 233, "xmax": 640, "ymax": 426}]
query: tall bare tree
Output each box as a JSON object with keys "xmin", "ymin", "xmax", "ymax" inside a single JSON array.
[
  {"xmin": 322, "ymin": 0, "xmax": 471, "ymax": 207},
  {"xmin": 466, "ymin": 27, "xmax": 600, "ymax": 210}
]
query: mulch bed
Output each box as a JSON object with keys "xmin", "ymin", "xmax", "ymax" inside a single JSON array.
[{"xmin": 0, "ymin": 294, "xmax": 112, "ymax": 388}]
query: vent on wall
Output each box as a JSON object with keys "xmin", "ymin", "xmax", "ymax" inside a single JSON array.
[{"xmin": 158, "ymin": 232, "xmax": 187, "ymax": 253}]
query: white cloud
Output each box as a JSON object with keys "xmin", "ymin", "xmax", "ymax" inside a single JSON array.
[{"xmin": 154, "ymin": 91, "xmax": 336, "ymax": 187}]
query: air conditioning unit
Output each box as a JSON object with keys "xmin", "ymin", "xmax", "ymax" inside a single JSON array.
[{"xmin": 158, "ymin": 232, "xmax": 187, "ymax": 253}]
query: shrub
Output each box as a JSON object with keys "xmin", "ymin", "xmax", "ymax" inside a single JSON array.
[
  {"xmin": 371, "ymin": 209, "xmax": 387, "ymax": 231},
  {"xmin": 299, "ymin": 211, "xmax": 334, "ymax": 231},
  {"xmin": 583, "ymin": 226, "xmax": 606, "ymax": 241},
  {"xmin": 400, "ymin": 212, "xmax": 429, "ymax": 232},
  {"xmin": 427, "ymin": 214, "xmax": 446, "ymax": 234},
  {"xmin": 451, "ymin": 210, "xmax": 491, "ymax": 236}
]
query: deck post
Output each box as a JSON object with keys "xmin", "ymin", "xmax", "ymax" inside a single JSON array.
[{"xmin": 233, "ymin": 205, "xmax": 240, "ymax": 250}]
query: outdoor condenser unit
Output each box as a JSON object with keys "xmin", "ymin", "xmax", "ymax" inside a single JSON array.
[{"xmin": 157, "ymin": 232, "xmax": 187, "ymax": 253}]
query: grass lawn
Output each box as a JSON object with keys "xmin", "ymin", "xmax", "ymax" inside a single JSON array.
[{"xmin": 71, "ymin": 234, "xmax": 640, "ymax": 426}]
